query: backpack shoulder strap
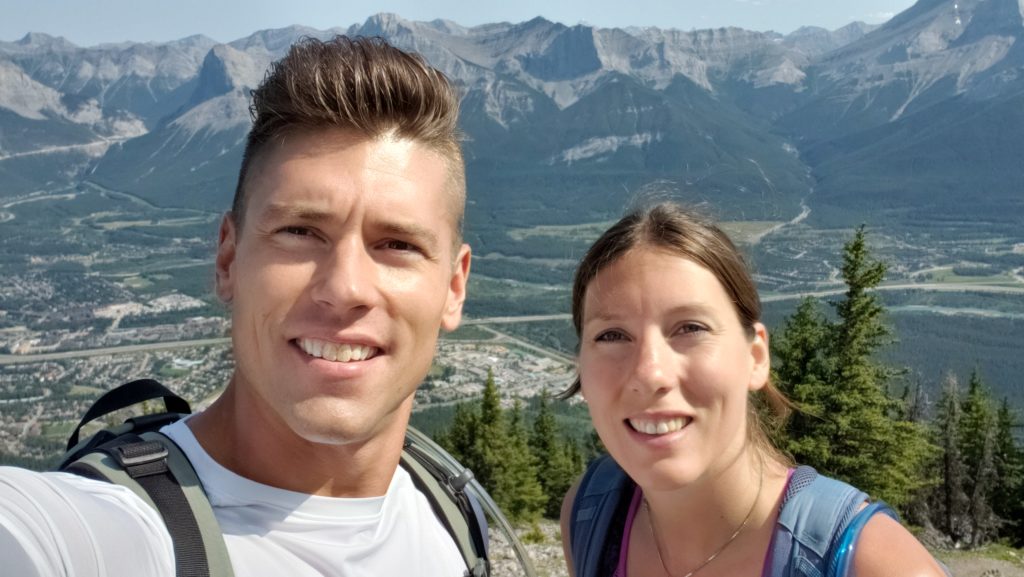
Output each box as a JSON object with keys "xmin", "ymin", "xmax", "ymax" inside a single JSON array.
[
  {"xmin": 827, "ymin": 500, "xmax": 900, "ymax": 577},
  {"xmin": 767, "ymin": 466, "xmax": 873, "ymax": 577},
  {"xmin": 63, "ymin": 431, "xmax": 234, "ymax": 577},
  {"xmin": 569, "ymin": 455, "xmax": 634, "ymax": 577},
  {"xmin": 402, "ymin": 429, "xmax": 490, "ymax": 577}
]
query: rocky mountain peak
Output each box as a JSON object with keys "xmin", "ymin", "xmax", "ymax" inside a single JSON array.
[
  {"xmin": 359, "ymin": 13, "xmax": 416, "ymax": 37},
  {"xmin": 190, "ymin": 44, "xmax": 265, "ymax": 105},
  {"xmin": 15, "ymin": 32, "xmax": 76, "ymax": 50}
]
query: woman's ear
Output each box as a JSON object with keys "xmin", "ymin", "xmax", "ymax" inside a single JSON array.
[{"xmin": 748, "ymin": 322, "xmax": 770, "ymax": 391}]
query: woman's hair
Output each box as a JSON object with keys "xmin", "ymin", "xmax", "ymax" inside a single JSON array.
[{"xmin": 563, "ymin": 201, "xmax": 792, "ymax": 462}]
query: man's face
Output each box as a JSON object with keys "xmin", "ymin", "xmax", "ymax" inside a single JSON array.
[{"xmin": 215, "ymin": 128, "xmax": 470, "ymax": 447}]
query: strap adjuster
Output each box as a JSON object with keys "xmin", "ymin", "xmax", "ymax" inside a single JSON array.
[{"xmin": 111, "ymin": 441, "xmax": 169, "ymax": 469}]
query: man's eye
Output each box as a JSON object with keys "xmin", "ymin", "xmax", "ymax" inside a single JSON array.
[
  {"xmin": 383, "ymin": 240, "xmax": 419, "ymax": 252},
  {"xmin": 280, "ymin": 226, "xmax": 313, "ymax": 237}
]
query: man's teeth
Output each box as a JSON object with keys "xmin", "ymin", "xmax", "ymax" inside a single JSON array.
[
  {"xmin": 629, "ymin": 417, "xmax": 689, "ymax": 435},
  {"xmin": 298, "ymin": 338, "xmax": 376, "ymax": 362}
]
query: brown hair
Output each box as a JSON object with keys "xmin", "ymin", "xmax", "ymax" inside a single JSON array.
[
  {"xmin": 231, "ymin": 36, "xmax": 465, "ymax": 237},
  {"xmin": 564, "ymin": 202, "xmax": 792, "ymax": 462}
]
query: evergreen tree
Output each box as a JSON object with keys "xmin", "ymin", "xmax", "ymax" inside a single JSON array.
[
  {"xmin": 968, "ymin": 425, "xmax": 1000, "ymax": 546},
  {"xmin": 772, "ymin": 227, "xmax": 934, "ymax": 507},
  {"xmin": 474, "ymin": 368, "xmax": 508, "ymax": 495},
  {"xmin": 960, "ymin": 369, "xmax": 996, "ymax": 477},
  {"xmin": 440, "ymin": 401, "xmax": 483, "ymax": 477},
  {"xmin": 492, "ymin": 400, "xmax": 545, "ymax": 523},
  {"xmin": 932, "ymin": 373, "xmax": 970, "ymax": 544},
  {"xmin": 530, "ymin": 388, "xmax": 581, "ymax": 518},
  {"xmin": 771, "ymin": 297, "xmax": 831, "ymax": 464},
  {"xmin": 958, "ymin": 370, "xmax": 1001, "ymax": 545},
  {"xmin": 993, "ymin": 398, "xmax": 1024, "ymax": 545}
]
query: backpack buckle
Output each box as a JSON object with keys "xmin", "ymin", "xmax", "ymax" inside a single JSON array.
[{"xmin": 109, "ymin": 440, "xmax": 170, "ymax": 477}]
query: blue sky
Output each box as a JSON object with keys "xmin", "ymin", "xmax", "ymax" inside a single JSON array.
[{"xmin": 1, "ymin": 0, "xmax": 919, "ymax": 46}]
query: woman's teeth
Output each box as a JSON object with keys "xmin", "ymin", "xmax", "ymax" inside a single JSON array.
[
  {"xmin": 628, "ymin": 417, "xmax": 689, "ymax": 435},
  {"xmin": 298, "ymin": 338, "xmax": 377, "ymax": 362}
]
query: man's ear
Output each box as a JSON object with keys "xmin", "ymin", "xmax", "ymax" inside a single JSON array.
[
  {"xmin": 441, "ymin": 244, "xmax": 472, "ymax": 332},
  {"xmin": 748, "ymin": 322, "xmax": 770, "ymax": 392},
  {"xmin": 215, "ymin": 213, "xmax": 237, "ymax": 304}
]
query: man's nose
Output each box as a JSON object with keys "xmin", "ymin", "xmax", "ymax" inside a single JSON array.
[{"xmin": 309, "ymin": 238, "xmax": 380, "ymax": 312}]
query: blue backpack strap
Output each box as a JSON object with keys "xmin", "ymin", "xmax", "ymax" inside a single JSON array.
[
  {"xmin": 569, "ymin": 455, "xmax": 634, "ymax": 577},
  {"xmin": 827, "ymin": 501, "xmax": 899, "ymax": 577},
  {"xmin": 767, "ymin": 466, "xmax": 869, "ymax": 577}
]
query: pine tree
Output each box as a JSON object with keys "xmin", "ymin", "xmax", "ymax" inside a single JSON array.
[
  {"xmin": 771, "ymin": 297, "xmax": 832, "ymax": 464},
  {"xmin": 993, "ymin": 398, "xmax": 1024, "ymax": 545},
  {"xmin": 968, "ymin": 425, "xmax": 1000, "ymax": 546},
  {"xmin": 932, "ymin": 373, "xmax": 970, "ymax": 544},
  {"xmin": 958, "ymin": 370, "xmax": 1001, "ymax": 545},
  {"xmin": 773, "ymin": 227, "xmax": 934, "ymax": 508},
  {"xmin": 474, "ymin": 368, "xmax": 507, "ymax": 494},
  {"xmin": 492, "ymin": 400, "xmax": 545, "ymax": 523},
  {"xmin": 530, "ymin": 388, "xmax": 581, "ymax": 518},
  {"xmin": 440, "ymin": 401, "xmax": 483, "ymax": 477}
]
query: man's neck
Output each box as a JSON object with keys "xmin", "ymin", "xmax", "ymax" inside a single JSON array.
[{"xmin": 187, "ymin": 384, "xmax": 407, "ymax": 497}]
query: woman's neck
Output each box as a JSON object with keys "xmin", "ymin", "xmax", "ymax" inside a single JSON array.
[{"xmin": 637, "ymin": 452, "xmax": 790, "ymax": 575}]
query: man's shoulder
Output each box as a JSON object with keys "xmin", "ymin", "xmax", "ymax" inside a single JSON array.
[{"xmin": 0, "ymin": 465, "xmax": 176, "ymax": 576}]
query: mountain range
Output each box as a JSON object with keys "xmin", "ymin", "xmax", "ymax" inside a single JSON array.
[{"xmin": 1, "ymin": 0, "xmax": 1022, "ymax": 240}]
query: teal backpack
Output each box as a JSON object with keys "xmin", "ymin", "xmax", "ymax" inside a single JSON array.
[
  {"xmin": 58, "ymin": 379, "xmax": 536, "ymax": 577},
  {"xmin": 568, "ymin": 455, "xmax": 903, "ymax": 577}
]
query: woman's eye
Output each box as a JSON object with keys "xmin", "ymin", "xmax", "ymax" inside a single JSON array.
[
  {"xmin": 595, "ymin": 330, "xmax": 628, "ymax": 343},
  {"xmin": 677, "ymin": 322, "xmax": 708, "ymax": 335}
]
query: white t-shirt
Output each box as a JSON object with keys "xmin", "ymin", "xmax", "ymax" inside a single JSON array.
[{"xmin": 0, "ymin": 419, "xmax": 468, "ymax": 577}]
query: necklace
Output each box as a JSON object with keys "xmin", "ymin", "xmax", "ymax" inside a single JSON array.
[{"xmin": 643, "ymin": 460, "xmax": 764, "ymax": 577}]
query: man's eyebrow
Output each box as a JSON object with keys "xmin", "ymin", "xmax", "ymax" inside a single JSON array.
[
  {"xmin": 258, "ymin": 202, "xmax": 335, "ymax": 224},
  {"xmin": 378, "ymin": 221, "xmax": 440, "ymax": 249},
  {"xmin": 257, "ymin": 203, "xmax": 442, "ymax": 248}
]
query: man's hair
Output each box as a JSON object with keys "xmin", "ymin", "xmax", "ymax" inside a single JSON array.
[{"xmin": 231, "ymin": 35, "xmax": 465, "ymax": 237}]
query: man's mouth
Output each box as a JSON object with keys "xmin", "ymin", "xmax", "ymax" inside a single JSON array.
[
  {"xmin": 297, "ymin": 337, "xmax": 379, "ymax": 363},
  {"xmin": 627, "ymin": 416, "xmax": 692, "ymax": 435}
]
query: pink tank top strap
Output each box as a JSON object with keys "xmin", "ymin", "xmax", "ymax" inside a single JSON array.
[{"xmin": 613, "ymin": 485, "xmax": 644, "ymax": 577}]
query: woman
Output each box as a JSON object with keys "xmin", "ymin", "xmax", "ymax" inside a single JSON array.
[{"xmin": 560, "ymin": 202, "xmax": 946, "ymax": 577}]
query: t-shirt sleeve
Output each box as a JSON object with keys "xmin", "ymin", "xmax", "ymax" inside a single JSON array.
[{"xmin": 0, "ymin": 466, "xmax": 175, "ymax": 577}]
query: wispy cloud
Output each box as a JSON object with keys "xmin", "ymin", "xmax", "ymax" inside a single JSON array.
[{"xmin": 866, "ymin": 11, "xmax": 896, "ymax": 22}]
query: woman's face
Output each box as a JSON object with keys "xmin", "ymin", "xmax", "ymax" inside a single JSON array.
[{"xmin": 577, "ymin": 247, "xmax": 770, "ymax": 490}]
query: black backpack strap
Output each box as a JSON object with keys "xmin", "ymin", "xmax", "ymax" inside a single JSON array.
[
  {"xmin": 66, "ymin": 378, "xmax": 191, "ymax": 452},
  {"xmin": 569, "ymin": 455, "xmax": 635, "ymax": 577},
  {"xmin": 63, "ymin": 432, "xmax": 234, "ymax": 577}
]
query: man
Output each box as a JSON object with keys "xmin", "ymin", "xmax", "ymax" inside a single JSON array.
[{"xmin": 0, "ymin": 36, "xmax": 473, "ymax": 576}]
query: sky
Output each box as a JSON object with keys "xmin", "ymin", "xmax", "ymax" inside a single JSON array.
[{"xmin": 0, "ymin": 0, "xmax": 919, "ymax": 46}]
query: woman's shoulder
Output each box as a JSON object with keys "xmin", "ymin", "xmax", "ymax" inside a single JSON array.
[
  {"xmin": 852, "ymin": 514, "xmax": 949, "ymax": 577},
  {"xmin": 782, "ymin": 467, "xmax": 947, "ymax": 577}
]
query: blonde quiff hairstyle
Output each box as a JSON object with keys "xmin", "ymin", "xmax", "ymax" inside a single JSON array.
[
  {"xmin": 231, "ymin": 36, "xmax": 465, "ymax": 238},
  {"xmin": 564, "ymin": 202, "xmax": 793, "ymax": 464}
]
